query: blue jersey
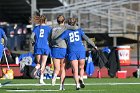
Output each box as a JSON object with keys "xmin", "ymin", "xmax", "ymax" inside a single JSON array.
[
  {"xmin": 60, "ymin": 28, "xmax": 86, "ymax": 52},
  {"xmin": 33, "ymin": 25, "xmax": 51, "ymax": 49}
]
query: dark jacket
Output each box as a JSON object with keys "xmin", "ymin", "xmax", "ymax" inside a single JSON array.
[
  {"xmin": 107, "ymin": 47, "xmax": 121, "ymax": 78},
  {"xmin": 91, "ymin": 49, "xmax": 108, "ymax": 68}
]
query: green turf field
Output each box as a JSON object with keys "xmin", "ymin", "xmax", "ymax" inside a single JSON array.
[{"xmin": 0, "ymin": 78, "xmax": 140, "ymax": 93}]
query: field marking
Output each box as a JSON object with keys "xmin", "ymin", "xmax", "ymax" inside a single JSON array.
[
  {"xmin": 6, "ymin": 89, "xmax": 105, "ymax": 92},
  {"xmin": 79, "ymin": 90, "xmax": 105, "ymax": 91},
  {"xmin": 6, "ymin": 90, "xmax": 59, "ymax": 92},
  {"xmin": 1, "ymin": 82, "xmax": 140, "ymax": 87}
]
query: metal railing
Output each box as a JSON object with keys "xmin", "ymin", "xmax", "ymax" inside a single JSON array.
[{"xmin": 40, "ymin": 0, "xmax": 140, "ymax": 40}]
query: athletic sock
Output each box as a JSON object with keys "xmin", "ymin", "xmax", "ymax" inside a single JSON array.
[
  {"xmin": 39, "ymin": 74, "xmax": 46, "ymax": 85},
  {"xmin": 76, "ymin": 84, "xmax": 80, "ymax": 90},
  {"xmin": 59, "ymin": 84, "xmax": 65, "ymax": 90},
  {"xmin": 52, "ymin": 73, "xmax": 57, "ymax": 86},
  {"xmin": 53, "ymin": 73, "xmax": 57, "ymax": 79},
  {"xmin": 40, "ymin": 74, "xmax": 44, "ymax": 80}
]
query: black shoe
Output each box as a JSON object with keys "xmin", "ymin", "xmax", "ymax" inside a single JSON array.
[
  {"xmin": 76, "ymin": 87, "xmax": 80, "ymax": 90},
  {"xmin": 79, "ymin": 79, "xmax": 85, "ymax": 88}
]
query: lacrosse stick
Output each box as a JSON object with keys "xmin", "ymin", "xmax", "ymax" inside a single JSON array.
[{"xmin": 3, "ymin": 48, "xmax": 10, "ymax": 69}]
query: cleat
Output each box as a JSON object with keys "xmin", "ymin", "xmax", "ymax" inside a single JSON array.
[
  {"xmin": 76, "ymin": 87, "xmax": 80, "ymax": 90},
  {"xmin": 76, "ymin": 84, "xmax": 80, "ymax": 90},
  {"xmin": 79, "ymin": 79, "xmax": 85, "ymax": 88}
]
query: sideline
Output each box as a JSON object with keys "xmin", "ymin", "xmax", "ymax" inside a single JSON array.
[
  {"xmin": 1, "ymin": 82, "xmax": 140, "ymax": 87},
  {"xmin": 6, "ymin": 89, "xmax": 105, "ymax": 92}
]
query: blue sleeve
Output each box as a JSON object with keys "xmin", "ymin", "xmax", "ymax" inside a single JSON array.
[
  {"xmin": 59, "ymin": 31, "xmax": 67, "ymax": 40},
  {"xmin": 79, "ymin": 28, "xmax": 85, "ymax": 36}
]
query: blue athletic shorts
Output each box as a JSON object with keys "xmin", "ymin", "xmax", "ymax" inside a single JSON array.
[
  {"xmin": 34, "ymin": 48, "xmax": 50, "ymax": 55},
  {"xmin": 67, "ymin": 51, "xmax": 85, "ymax": 61},
  {"xmin": 51, "ymin": 47, "xmax": 67, "ymax": 59},
  {"xmin": 0, "ymin": 44, "xmax": 4, "ymax": 59}
]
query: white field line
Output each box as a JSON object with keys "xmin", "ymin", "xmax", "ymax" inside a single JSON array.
[
  {"xmin": 6, "ymin": 90, "xmax": 59, "ymax": 92},
  {"xmin": 1, "ymin": 82, "xmax": 140, "ymax": 87},
  {"xmin": 6, "ymin": 89, "xmax": 105, "ymax": 92}
]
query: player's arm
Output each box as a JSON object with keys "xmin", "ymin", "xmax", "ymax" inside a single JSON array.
[
  {"xmin": 3, "ymin": 34, "xmax": 7, "ymax": 47},
  {"xmin": 48, "ymin": 28, "xmax": 53, "ymax": 45},
  {"xmin": 51, "ymin": 36, "xmax": 64, "ymax": 45},
  {"xmin": 51, "ymin": 31, "xmax": 66, "ymax": 45},
  {"xmin": 53, "ymin": 38, "xmax": 63, "ymax": 45},
  {"xmin": 31, "ymin": 26, "xmax": 38, "ymax": 44},
  {"xmin": 82, "ymin": 34, "xmax": 97, "ymax": 50},
  {"xmin": 31, "ymin": 32, "xmax": 35, "ymax": 44}
]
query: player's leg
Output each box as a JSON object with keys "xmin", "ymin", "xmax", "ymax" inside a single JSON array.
[
  {"xmin": 71, "ymin": 60, "xmax": 80, "ymax": 90},
  {"xmin": 31, "ymin": 54, "xmax": 41, "ymax": 78},
  {"xmin": 52, "ymin": 58, "xmax": 60, "ymax": 86},
  {"xmin": 36, "ymin": 54, "xmax": 41, "ymax": 69},
  {"xmin": 79, "ymin": 59, "xmax": 85, "ymax": 88},
  {"xmin": 59, "ymin": 58, "xmax": 66, "ymax": 90},
  {"xmin": 39, "ymin": 55, "xmax": 48, "ymax": 84},
  {"xmin": 51, "ymin": 48, "xmax": 66, "ymax": 87}
]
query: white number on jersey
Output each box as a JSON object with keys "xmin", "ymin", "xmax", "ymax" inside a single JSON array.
[
  {"xmin": 69, "ymin": 31, "xmax": 80, "ymax": 42},
  {"xmin": 40, "ymin": 29, "xmax": 44, "ymax": 37}
]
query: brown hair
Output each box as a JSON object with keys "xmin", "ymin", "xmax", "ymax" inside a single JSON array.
[
  {"xmin": 30, "ymin": 15, "xmax": 47, "ymax": 24},
  {"xmin": 57, "ymin": 15, "xmax": 65, "ymax": 24},
  {"xmin": 67, "ymin": 18, "xmax": 77, "ymax": 26},
  {"xmin": 40, "ymin": 15, "xmax": 47, "ymax": 24}
]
